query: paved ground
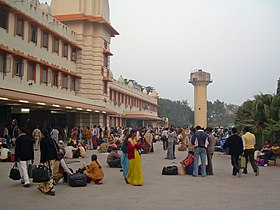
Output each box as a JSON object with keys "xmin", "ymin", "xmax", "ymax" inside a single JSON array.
[{"xmin": 1, "ymin": 142, "xmax": 280, "ymax": 210}]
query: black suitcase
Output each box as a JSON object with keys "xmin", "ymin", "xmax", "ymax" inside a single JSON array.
[
  {"xmin": 32, "ymin": 166, "xmax": 51, "ymax": 183},
  {"xmin": 162, "ymin": 165, "xmax": 178, "ymax": 175},
  {"xmin": 68, "ymin": 173, "xmax": 87, "ymax": 187}
]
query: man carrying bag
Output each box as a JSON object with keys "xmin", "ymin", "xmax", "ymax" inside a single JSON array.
[
  {"xmin": 37, "ymin": 129, "xmax": 56, "ymax": 196},
  {"xmin": 15, "ymin": 127, "xmax": 34, "ymax": 187},
  {"xmin": 223, "ymin": 127, "xmax": 244, "ymax": 177}
]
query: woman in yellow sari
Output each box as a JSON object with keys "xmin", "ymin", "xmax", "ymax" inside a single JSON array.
[{"xmin": 126, "ymin": 130, "xmax": 144, "ymax": 186}]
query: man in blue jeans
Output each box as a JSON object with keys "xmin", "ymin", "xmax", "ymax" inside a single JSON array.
[{"xmin": 191, "ymin": 125, "xmax": 208, "ymax": 177}]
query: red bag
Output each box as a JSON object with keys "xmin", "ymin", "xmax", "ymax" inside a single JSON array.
[
  {"xmin": 180, "ymin": 155, "xmax": 194, "ymax": 167},
  {"xmin": 10, "ymin": 154, "xmax": 15, "ymax": 162}
]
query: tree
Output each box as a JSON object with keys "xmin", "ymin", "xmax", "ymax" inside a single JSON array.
[
  {"xmin": 207, "ymin": 100, "xmax": 238, "ymax": 127},
  {"xmin": 158, "ymin": 98, "xmax": 238, "ymax": 128},
  {"xmin": 235, "ymin": 87, "xmax": 280, "ymax": 142},
  {"xmin": 277, "ymin": 78, "xmax": 280, "ymax": 96},
  {"xmin": 158, "ymin": 98, "xmax": 194, "ymax": 127}
]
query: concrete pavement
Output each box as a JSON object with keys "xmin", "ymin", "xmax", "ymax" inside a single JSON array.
[{"xmin": 0, "ymin": 142, "xmax": 279, "ymax": 210}]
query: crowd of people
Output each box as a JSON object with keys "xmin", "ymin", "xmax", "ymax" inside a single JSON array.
[{"xmin": 1, "ymin": 119, "xmax": 280, "ymax": 196}]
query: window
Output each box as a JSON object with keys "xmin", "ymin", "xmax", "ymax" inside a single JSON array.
[
  {"xmin": 103, "ymin": 82, "xmax": 108, "ymax": 94},
  {"xmin": 0, "ymin": 7, "xmax": 8, "ymax": 30},
  {"xmin": 14, "ymin": 57, "xmax": 23, "ymax": 77},
  {"xmin": 62, "ymin": 73, "xmax": 68, "ymax": 89},
  {"xmin": 71, "ymin": 48, "xmax": 77, "ymax": 62},
  {"xmin": 30, "ymin": 24, "xmax": 37, "ymax": 43},
  {"xmin": 16, "ymin": 16, "xmax": 24, "ymax": 37},
  {"xmin": 41, "ymin": 66, "xmax": 47, "ymax": 84},
  {"xmin": 0, "ymin": 51, "xmax": 6, "ymax": 72},
  {"xmin": 104, "ymin": 55, "xmax": 108, "ymax": 67},
  {"xmin": 71, "ymin": 77, "xmax": 75, "ymax": 91},
  {"xmin": 28, "ymin": 61, "xmax": 36, "ymax": 81},
  {"xmin": 52, "ymin": 71, "xmax": 58, "ymax": 87},
  {"xmin": 114, "ymin": 91, "xmax": 117, "ymax": 102},
  {"xmin": 109, "ymin": 90, "xmax": 112, "ymax": 100},
  {"xmin": 42, "ymin": 31, "xmax": 48, "ymax": 49},
  {"xmin": 63, "ymin": 43, "xmax": 68, "ymax": 58},
  {"xmin": 53, "ymin": 37, "xmax": 59, "ymax": 54}
]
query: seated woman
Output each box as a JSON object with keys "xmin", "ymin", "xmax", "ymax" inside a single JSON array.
[
  {"xmin": 98, "ymin": 141, "xmax": 108, "ymax": 153},
  {"xmin": 260, "ymin": 140, "xmax": 274, "ymax": 166},
  {"xmin": 107, "ymin": 140, "xmax": 117, "ymax": 153},
  {"xmin": 78, "ymin": 143, "xmax": 86, "ymax": 158},
  {"xmin": 53, "ymin": 152, "xmax": 73, "ymax": 184},
  {"xmin": 107, "ymin": 147, "xmax": 121, "ymax": 168},
  {"xmin": 83, "ymin": 154, "xmax": 104, "ymax": 184}
]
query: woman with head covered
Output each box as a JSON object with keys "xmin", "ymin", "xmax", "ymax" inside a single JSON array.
[{"xmin": 126, "ymin": 129, "xmax": 144, "ymax": 186}]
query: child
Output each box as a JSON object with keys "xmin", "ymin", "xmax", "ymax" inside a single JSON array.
[{"xmin": 83, "ymin": 154, "xmax": 104, "ymax": 184}]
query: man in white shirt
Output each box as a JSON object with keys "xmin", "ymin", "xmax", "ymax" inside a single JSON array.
[
  {"xmin": 0, "ymin": 144, "xmax": 11, "ymax": 162},
  {"xmin": 64, "ymin": 144, "xmax": 77, "ymax": 159}
]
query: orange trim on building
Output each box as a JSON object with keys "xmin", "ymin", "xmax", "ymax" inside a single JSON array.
[
  {"xmin": 53, "ymin": 13, "xmax": 119, "ymax": 37},
  {"xmin": 13, "ymin": 13, "xmax": 16, "ymax": 37},
  {"xmin": 124, "ymin": 114, "xmax": 162, "ymax": 121},
  {"xmin": 103, "ymin": 50, "xmax": 113, "ymax": 56},
  {"xmin": 28, "ymin": 23, "xmax": 31, "ymax": 43},
  {"xmin": 22, "ymin": 17, "xmax": 24, "ymax": 40}
]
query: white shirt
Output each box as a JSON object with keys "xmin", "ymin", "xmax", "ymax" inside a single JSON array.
[
  {"xmin": 0, "ymin": 148, "xmax": 10, "ymax": 160},
  {"xmin": 64, "ymin": 146, "xmax": 77, "ymax": 159}
]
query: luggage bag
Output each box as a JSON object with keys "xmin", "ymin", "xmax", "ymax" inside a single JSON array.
[
  {"xmin": 239, "ymin": 157, "xmax": 246, "ymax": 169},
  {"xmin": 162, "ymin": 165, "xmax": 178, "ymax": 175},
  {"xmin": 28, "ymin": 163, "xmax": 37, "ymax": 178},
  {"xmin": 32, "ymin": 165, "xmax": 51, "ymax": 183},
  {"xmin": 68, "ymin": 173, "xmax": 87, "ymax": 187},
  {"xmin": 180, "ymin": 155, "xmax": 194, "ymax": 167}
]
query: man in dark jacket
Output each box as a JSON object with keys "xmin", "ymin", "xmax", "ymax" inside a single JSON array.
[
  {"xmin": 15, "ymin": 127, "xmax": 34, "ymax": 187},
  {"xmin": 191, "ymin": 125, "xmax": 208, "ymax": 177},
  {"xmin": 223, "ymin": 127, "xmax": 243, "ymax": 177}
]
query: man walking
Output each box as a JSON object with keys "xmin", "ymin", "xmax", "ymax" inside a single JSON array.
[
  {"xmin": 223, "ymin": 127, "xmax": 243, "ymax": 176},
  {"xmin": 15, "ymin": 127, "xmax": 34, "ymax": 187},
  {"xmin": 206, "ymin": 127, "xmax": 216, "ymax": 175},
  {"xmin": 191, "ymin": 125, "xmax": 208, "ymax": 177},
  {"xmin": 242, "ymin": 127, "xmax": 259, "ymax": 176},
  {"xmin": 161, "ymin": 128, "xmax": 168, "ymax": 150}
]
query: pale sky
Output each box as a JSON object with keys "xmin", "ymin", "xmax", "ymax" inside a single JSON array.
[{"xmin": 41, "ymin": 0, "xmax": 280, "ymax": 106}]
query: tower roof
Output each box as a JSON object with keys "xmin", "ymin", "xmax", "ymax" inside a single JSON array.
[{"xmin": 189, "ymin": 69, "xmax": 212, "ymax": 85}]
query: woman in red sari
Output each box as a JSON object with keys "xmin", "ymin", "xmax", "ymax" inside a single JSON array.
[{"xmin": 126, "ymin": 130, "xmax": 144, "ymax": 186}]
